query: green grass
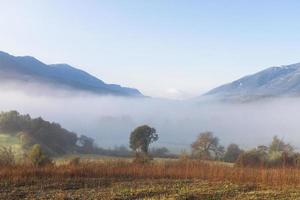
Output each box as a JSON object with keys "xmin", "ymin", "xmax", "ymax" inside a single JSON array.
[{"xmin": 0, "ymin": 133, "xmax": 23, "ymax": 155}]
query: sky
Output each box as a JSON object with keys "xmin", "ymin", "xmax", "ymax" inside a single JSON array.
[{"xmin": 1, "ymin": 1, "xmax": 300, "ymax": 99}]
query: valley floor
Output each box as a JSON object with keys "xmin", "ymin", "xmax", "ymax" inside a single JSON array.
[{"xmin": 1, "ymin": 178, "xmax": 300, "ymax": 200}]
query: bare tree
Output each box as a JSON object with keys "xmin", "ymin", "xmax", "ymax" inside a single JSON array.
[{"xmin": 191, "ymin": 132, "xmax": 224, "ymax": 160}]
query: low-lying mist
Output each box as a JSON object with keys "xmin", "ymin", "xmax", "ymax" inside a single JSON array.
[{"xmin": 1, "ymin": 84, "xmax": 300, "ymax": 152}]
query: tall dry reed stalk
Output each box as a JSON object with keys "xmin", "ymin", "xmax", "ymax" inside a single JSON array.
[{"xmin": 0, "ymin": 160, "xmax": 300, "ymax": 187}]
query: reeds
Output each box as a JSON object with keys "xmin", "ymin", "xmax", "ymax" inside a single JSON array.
[{"xmin": 1, "ymin": 160, "xmax": 300, "ymax": 187}]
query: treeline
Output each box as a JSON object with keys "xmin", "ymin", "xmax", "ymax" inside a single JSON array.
[
  {"xmin": 4, "ymin": 110, "xmax": 297, "ymax": 167},
  {"xmin": 189, "ymin": 131, "xmax": 300, "ymax": 167},
  {"xmin": 0, "ymin": 111, "xmax": 174, "ymax": 158},
  {"xmin": 0, "ymin": 111, "xmax": 113, "ymax": 156}
]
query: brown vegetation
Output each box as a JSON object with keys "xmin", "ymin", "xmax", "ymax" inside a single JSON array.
[{"xmin": 2, "ymin": 160, "xmax": 300, "ymax": 187}]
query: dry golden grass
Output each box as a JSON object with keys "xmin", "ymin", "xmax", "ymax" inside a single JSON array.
[
  {"xmin": 2, "ymin": 160, "xmax": 300, "ymax": 199},
  {"xmin": 1, "ymin": 160, "xmax": 300, "ymax": 187}
]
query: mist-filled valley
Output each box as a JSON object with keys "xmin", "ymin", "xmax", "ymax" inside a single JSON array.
[
  {"xmin": 4, "ymin": 1, "xmax": 300, "ymax": 198},
  {"xmin": 1, "ymin": 84, "xmax": 300, "ymax": 153}
]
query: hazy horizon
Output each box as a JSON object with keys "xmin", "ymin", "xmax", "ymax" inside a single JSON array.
[{"xmin": 1, "ymin": 83, "xmax": 300, "ymax": 152}]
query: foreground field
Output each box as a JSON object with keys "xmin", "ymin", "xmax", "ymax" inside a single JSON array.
[
  {"xmin": 2, "ymin": 160, "xmax": 300, "ymax": 199},
  {"xmin": 2, "ymin": 178, "xmax": 300, "ymax": 199}
]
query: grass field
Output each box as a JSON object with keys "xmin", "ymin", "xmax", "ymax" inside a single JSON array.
[
  {"xmin": 0, "ymin": 133, "xmax": 20, "ymax": 148},
  {"xmin": 0, "ymin": 136, "xmax": 298, "ymax": 199},
  {"xmin": 1, "ymin": 159, "xmax": 300, "ymax": 199},
  {"xmin": 0, "ymin": 133, "xmax": 23, "ymax": 157},
  {"xmin": 2, "ymin": 178, "xmax": 300, "ymax": 199}
]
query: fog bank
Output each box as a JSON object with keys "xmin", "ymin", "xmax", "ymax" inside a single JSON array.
[{"xmin": 1, "ymin": 87, "xmax": 300, "ymax": 152}]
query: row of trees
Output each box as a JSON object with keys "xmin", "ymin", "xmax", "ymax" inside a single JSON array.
[
  {"xmin": 128, "ymin": 125, "xmax": 300, "ymax": 167},
  {"xmin": 189, "ymin": 131, "xmax": 300, "ymax": 167},
  {"xmin": 236, "ymin": 136, "xmax": 298, "ymax": 167},
  {"xmin": 0, "ymin": 111, "xmax": 172, "ymax": 159},
  {"xmin": 190, "ymin": 131, "xmax": 243, "ymax": 162},
  {"xmin": 2, "ymin": 110, "xmax": 295, "ymax": 167},
  {"xmin": 127, "ymin": 126, "xmax": 246, "ymax": 163}
]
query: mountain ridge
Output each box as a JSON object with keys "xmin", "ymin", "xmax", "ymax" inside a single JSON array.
[
  {"xmin": 0, "ymin": 51, "xmax": 143, "ymax": 97},
  {"xmin": 204, "ymin": 63, "xmax": 300, "ymax": 101}
]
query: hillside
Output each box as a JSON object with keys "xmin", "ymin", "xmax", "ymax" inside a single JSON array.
[
  {"xmin": 0, "ymin": 51, "xmax": 143, "ymax": 97},
  {"xmin": 204, "ymin": 63, "xmax": 300, "ymax": 101},
  {"xmin": 0, "ymin": 111, "xmax": 95, "ymax": 156}
]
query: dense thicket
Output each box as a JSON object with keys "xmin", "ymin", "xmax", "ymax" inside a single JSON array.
[{"xmin": 235, "ymin": 136, "xmax": 300, "ymax": 168}]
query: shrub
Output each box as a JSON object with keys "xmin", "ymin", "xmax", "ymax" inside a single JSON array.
[
  {"xmin": 235, "ymin": 150, "xmax": 265, "ymax": 167},
  {"xmin": 0, "ymin": 146, "xmax": 15, "ymax": 166},
  {"xmin": 26, "ymin": 144, "xmax": 52, "ymax": 166},
  {"xmin": 267, "ymin": 151, "xmax": 283, "ymax": 167},
  {"xmin": 278, "ymin": 152, "xmax": 300, "ymax": 167},
  {"xmin": 290, "ymin": 153, "xmax": 300, "ymax": 167},
  {"xmin": 179, "ymin": 150, "xmax": 190, "ymax": 162},
  {"xmin": 69, "ymin": 157, "xmax": 80, "ymax": 166},
  {"xmin": 224, "ymin": 144, "xmax": 243, "ymax": 163}
]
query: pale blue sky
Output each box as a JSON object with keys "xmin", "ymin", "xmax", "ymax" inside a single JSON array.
[{"xmin": 1, "ymin": 0, "xmax": 300, "ymax": 99}]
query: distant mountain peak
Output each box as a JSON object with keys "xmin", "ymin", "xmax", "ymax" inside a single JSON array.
[
  {"xmin": 0, "ymin": 51, "xmax": 144, "ymax": 97},
  {"xmin": 204, "ymin": 63, "xmax": 300, "ymax": 102}
]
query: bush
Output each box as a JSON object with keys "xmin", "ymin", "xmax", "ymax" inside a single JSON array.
[
  {"xmin": 0, "ymin": 146, "xmax": 15, "ymax": 166},
  {"xmin": 26, "ymin": 144, "xmax": 52, "ymax": 166},
  {"xmin": 235, "ymin": 150, "xmax": 265, "ymax": 167},
  {"xmin": 236, "ymin": 149, "xmax": 300, "ymax": 168},
  {"xmin": 224, "ymin": 144, "xmax": 243, "ymax": 163},
  {"xmin": 277, "ymin": 152, "xmax": 300, "ymax": 167},
  {"xmin": 179, "ymin": 150, "xmax": 190, "ymax": 162},
  {"xmin": 267, "ymin": 151, "xmax": 283, "ymax": 167},
  {"xmin": 69, "ymin": 157, "xmax": 80, "ymax": 166}
]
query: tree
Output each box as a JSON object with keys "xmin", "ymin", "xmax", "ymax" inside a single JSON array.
[
  {"xmin": 269, "ymin": 136, "xmax": 293, "ymax": 154},
  {"xmin": 78, "ymin": 135, "xmax": 95, "ymax": 153},
  {"xmin": 224, "ymin": 143, "xmax": 243, "ymax": 163},
  {"xmin": 216, "ymin": 145, "xmax": 225, "ymax": 160},
  {"xmin": 191, "ymin": 132, "xmax": 223, "ymax": 160},
  {"xmin": 129, "ymin": 125, "xmax": 158, "ymax": 155}
]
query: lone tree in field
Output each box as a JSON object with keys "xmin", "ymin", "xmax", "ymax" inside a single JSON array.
[
  {"xmin": 130, "ymin": 125, "xmax": 158, "ymax": 155},
  {"xmin": 191, "ymin": 132, "xmax": 224, "ymax": 160}
]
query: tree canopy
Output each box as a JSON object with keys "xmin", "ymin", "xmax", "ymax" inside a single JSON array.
[
  {"xmin": 191, "ymin": 132, "xmax": 224, "ymax": 160},
  {"xmin": 224, "ymin": 143, "xmax": 243, "ymax": 163},
  {"xmin": 129, "ymin": 125, "xmax": 158, "ymax": 154}
]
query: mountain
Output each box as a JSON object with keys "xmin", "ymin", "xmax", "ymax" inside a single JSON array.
[
  {"xmin": 0, "ymin": 51, "xmax": 143, "ymax": 97},
  {"xmin": 204, "ymin": 63, "xmax": 300, "ymax": 101}
]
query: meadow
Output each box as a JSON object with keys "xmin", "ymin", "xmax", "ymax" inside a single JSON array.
[
  {"xmin": 2, "ymin": 158, "xmax": 300, "ymax": 199},
  {"xmin": 0, "ymin": 113, "xmax": 299, "ymax": 199}
]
